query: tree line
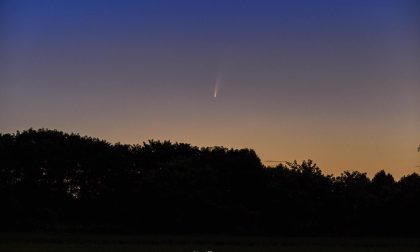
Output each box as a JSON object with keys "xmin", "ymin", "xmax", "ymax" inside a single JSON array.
[{"xmin": 1, "ymin": 128, "xmax": 420, "ymax": 235}]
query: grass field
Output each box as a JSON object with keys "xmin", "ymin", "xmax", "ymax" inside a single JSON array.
[{"xmin": 1, "ymin": 233, "xmax": 420, "ymax": 252}]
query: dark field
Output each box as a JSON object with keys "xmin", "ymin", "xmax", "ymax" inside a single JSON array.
[{"xmin": 1, "ymin": 233, "xmax": 420, "ymax": 252}]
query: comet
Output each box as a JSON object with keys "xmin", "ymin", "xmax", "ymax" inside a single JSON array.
[
  {"xmin": 213, "ymin": 69, "xmax": 223, "ymax": 98},
  {"xmin": 213, "ymin": 78, "xmax": 220, "ymax": 98}
]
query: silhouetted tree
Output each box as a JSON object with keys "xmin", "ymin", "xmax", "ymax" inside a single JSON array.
[
  {"xmin": 333, "ymin": 171, "xmax": 370, "ymax": 233},
  {"xmin": 1, "ymin": 128, "xmax": 420, "ymax": 235}
]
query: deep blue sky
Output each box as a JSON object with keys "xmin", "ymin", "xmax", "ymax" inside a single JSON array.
[{"xmin": 1, "ymin": 0, "xmax": 419, "ymax": 177}]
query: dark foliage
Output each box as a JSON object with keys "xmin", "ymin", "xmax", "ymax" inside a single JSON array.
[{"xmin": 1, "ymin": 129, "xmax": 420, "ymax": 235}]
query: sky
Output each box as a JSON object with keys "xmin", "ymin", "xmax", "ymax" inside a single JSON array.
[{"xmin": 1, "ymin": 0, "xmax": 419, "ymax": 178}]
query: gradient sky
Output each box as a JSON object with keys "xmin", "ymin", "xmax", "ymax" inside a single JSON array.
[{"xmin": 1, "ymin": 0, "xmax": 419, "ymax": 178}]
